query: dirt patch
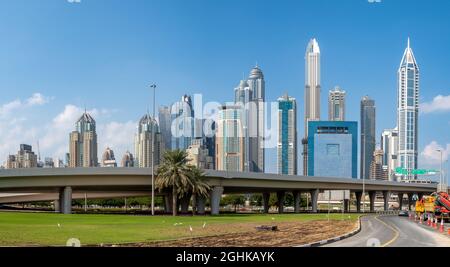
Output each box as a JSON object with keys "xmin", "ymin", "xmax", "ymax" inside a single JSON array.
[{"xmin": 117, "ymin": 220, "xmax": 358, "ymax": 247}]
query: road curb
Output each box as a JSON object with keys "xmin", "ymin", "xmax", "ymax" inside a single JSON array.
[{"xmin": 295, "ymin": 215, "xmax": 364, "ymax": 248}]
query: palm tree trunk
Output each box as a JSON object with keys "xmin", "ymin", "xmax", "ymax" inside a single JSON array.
[
  {"xmin": 192, "ymin": 192, "xmax": 197, "ymax": 216},
  {"xmin": 172, "ymin": 186, "xmax": 178, "ymax": 216}
]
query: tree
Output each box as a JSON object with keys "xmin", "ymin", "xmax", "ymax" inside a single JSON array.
[
  {"xmin": 187, "ymin": 166, "xmax": 211, "ymax": 215},
  {"xmin": 155, "ymin": 150, "xmax": 210, "ymax": 216}
]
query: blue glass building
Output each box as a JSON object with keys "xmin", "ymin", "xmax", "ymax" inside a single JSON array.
[{"xmin": 307, "ymin": 121, "xmax": 358, "ymax": 179}]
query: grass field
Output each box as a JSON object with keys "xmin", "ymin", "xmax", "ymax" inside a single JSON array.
[{"xmin": 0, "ymin": 211, "xmax": 360, "ymax": 246}]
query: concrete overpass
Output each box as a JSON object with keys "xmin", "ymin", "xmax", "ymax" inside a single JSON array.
[{"xmin": 0, "ymin": 168, "xmax": 438, "ymax": 214}]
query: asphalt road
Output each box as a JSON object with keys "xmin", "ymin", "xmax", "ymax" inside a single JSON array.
[{"xmin": 324, "ymin": 215, "xmax": 450, "ymax": 247}]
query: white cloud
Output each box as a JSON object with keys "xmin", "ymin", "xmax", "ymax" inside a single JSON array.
[
  {"xmin": 421, "ymin": 95, "xmax": 450, "ymax": 114},
  {"xmin": 98, "ymin": 121, "xmax": 136, "ymax": 163},
  {"xmin": 25, "ymin": 93, "xmax": 51, "ymax": 106},
  {"xmin": 420, "ymin": 141, "xmax": 450, "ymax": 167}
]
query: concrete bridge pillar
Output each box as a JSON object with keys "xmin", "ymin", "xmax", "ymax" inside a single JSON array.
[
  {"xmin": 310, "ymin": 189, "xmax": 319, "ymax": 213},
  {"xmin": 277, "ymin": 191, "xmax": 285, "ymax": 214},
  {"xmin": 407, "ymin": 193, "xmax": 414, "ymax": 211},
  {"xmin": 293, "ymin": 191, "xmax": 301, "ymax": 213},
  {"xmin": 210, "ymin": 186, "xmax": 224, "ymax": 215},
  {"xmin": 59, "ymin": 186, "xmax": 72, "ymax": 214},
  {"xmin": 398, "ymin": 193, "xmax": 404, "ymax": 211},
  {"xmin": 383, "ymin": 191, "xmax": 391, "ymax": 211},
  {"xmin": 54, "ymin": 200, "xmax": 60, "ymax": 213},
  {"xmin": 344, "ymin": 199, "xmax": 350, "ymax": 213},
  {"xmin": 355, "ymin": 192, "xmax": 362, "ymax": 213},
  {"xmin": 369, "ymin": 191, "xmax": 376, "ymax": 213},
  {"xmin": 196, "ymin": 195, "xmax": 206, "ymax": 215},
  {"xmin": 262, "ymin": 192, "xmax": 270, "ymax": 214}
]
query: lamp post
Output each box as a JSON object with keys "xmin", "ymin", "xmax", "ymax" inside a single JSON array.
[
  {"xmin": 150, "ymin": 84, "xmax": 157, "ymax": 216},
  {"xmin": 437, "ymin": 149, "xmax": 443, "ymax": 187}
]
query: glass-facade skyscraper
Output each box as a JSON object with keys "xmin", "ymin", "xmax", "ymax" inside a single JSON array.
[
  {"xmin": 69, "ymin": 112, "xmax": 98, "ymax": 167},
  {"xmin": 277, "ymin": 94, "xmax": 297, "ymax": 175},
  {"xmin": 328, "ymin": 86, "xmax": 346, "ymax": 121},
  {"xmin": 360, "ymin": 96, "xmax": 376, "ymax": 180},
  {"xmin": 397, "ymin": 38, "xmax": 419, "ymax": 181},
  {"xmin": 171, "ymin": 95, "xmax": 194, "ymax": 151}
]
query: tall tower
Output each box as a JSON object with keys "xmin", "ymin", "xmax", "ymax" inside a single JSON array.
[
  {"xmin": 171, "ymin": 95, "xmax": 194, "ymax": 151},
  {"xmin": 328, "ymin": 86, "xmax": 346, "ymax": 121},
  {"xmin": 158, "ymin": 105, "xmax": 172, "ymax": 151},
  {"xmin": 303, "ymin": 38, "xmax": 321, "ymax": 176},
  {"xmin": 360, "ymin": 96, "xmax": 376, "ymax": 180},
  {"xmin": 397, "ymin": 38, "xmax": 419, "ymax": 181},
  {"xmin": 277, "ymin": 94, "xmax": 297, "ymax": 175},
  {"xmin": 216, "ymin": 105, "xmax": 245, "ymax": 172},
  {"xmin": 69, "ymin": 112, "xmax": 98, "ymax": 167},
  {"xmin": 135, "ymin": 114, "xmax": 163, "ymax": 168},
  {"xmin": 234, "ymin": 65, "xmax": 265, "ymax": 173}
]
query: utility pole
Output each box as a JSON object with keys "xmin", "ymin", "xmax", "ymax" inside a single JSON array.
[{"xmin": 150, "ymin": 84, "xmax": 157, "ymax": 216}]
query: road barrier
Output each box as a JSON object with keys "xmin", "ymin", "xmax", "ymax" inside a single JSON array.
[{"xmin": 376, "ymin": 210, "xmax": 399, "ymax": 216}]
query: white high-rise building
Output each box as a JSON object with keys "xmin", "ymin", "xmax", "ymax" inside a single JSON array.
[
  {"xmin": 397, "ymin": 38, "xmax": 419, "ymax": 181},
  {"xmin": 234, "ymin": 65, "xmax": 265, "ymax": 173},
  {"xmin": 134, "ymin": 114, "xmax": 163, "ymax": 168},
  {"xmin": 328, "ymin": 86, "xmax": 346, "ymax": 121},
  {"xmin": 381, "ymin": 128, "xmax": 399, "ymax": 181},
  {"xmin": 303, "ymin": 38, "xmax": 321, "ymax": 176},
  {"xmin": 305, "ymin": 38, "xmax": 321, "ymax": 135}
]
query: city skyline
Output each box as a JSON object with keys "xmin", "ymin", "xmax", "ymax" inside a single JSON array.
[{"xmin": 0, "ymin": 0, "xmax": 449, "ymax": 178}]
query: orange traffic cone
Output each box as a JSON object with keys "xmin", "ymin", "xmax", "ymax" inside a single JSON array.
[
  {"xmin": 420, "ymin": 214, "xmax": 423, "ymax": 224},
  {"xmin": 447, "ymin": 227, "xmax": 450, "ymax": 235},
  {"xmin": 428, "ymin": 214, "xmax": 432, "ymax": 226},
  {"xmin": 434, "ymin": 218, "xmax": 439, "ymax": 229},
  {"xmin": 440, "ymin": 218, "xmax": 445, "ymax": 233}
]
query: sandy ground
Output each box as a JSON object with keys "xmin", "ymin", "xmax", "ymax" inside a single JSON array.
[{"xmin": 115, "ymin": 219, "xmax": 358, "ymax": 247}]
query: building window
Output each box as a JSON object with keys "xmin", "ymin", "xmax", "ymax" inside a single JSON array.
[{"xmin": 326, "ymin": 144, "xmax": 340, "ymax": 156}]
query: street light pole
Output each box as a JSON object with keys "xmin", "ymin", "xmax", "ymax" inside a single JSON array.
[
  {"xmin": 150, "ymin": 84, "xmax": 157, "ymax": 216},
  {"xmin": 437, "ymin": 149, "xmax": 443, "ymax": 187}
]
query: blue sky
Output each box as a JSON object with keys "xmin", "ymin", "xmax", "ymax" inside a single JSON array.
[{"xmin": 0, "ymin": 0, "xmax": 449, "ymax": 178}]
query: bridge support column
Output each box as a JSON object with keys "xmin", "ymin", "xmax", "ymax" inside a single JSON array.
[
  {"xmin": 164, "ymin": 193, "xmax": 173, "ymax": 213},
  {"xmin": 180, "ymin": 193, "xmax": 191, "ymax": 214},
  {"xmin": 383, "ymin": 191, "xmax": 391, "ymax": 211},
  {"xmin": 310, "ymin": 189, "xmax": 319, "ymax": 213},
  {"xmin": 262, "ymin": 193, "xmax": 270, "ymax": 214},
  {"xmin": 344, "ymin": 199, "xmax": 350, "ymax": 213},
  {"xmin": 59, "ymin": 186, "xmax": 72, "ymax": 214},
  {"xmin": 369, "ymin": 191, "xmax": 376, "ymax": 213},
  {"xmin": 277, "ymin": 191, "xmax": 285, "ymax": 214},
  {"xmin": 397, "ymin": 193, "xmax": 404, "ymax": 211},
  {"xmin": 407, "ymin": 193, "xmax": 414, "ymax": 211},
  {"xmin": 196, "ymin": 195, "xmax": 206, "ymax": 215},
  {"xmin": 54, "ymin": 200, "xmax": 60, "ymax": 213},
  {"xmin": 293, "ymin": 191, "xmax": 301, "ymax": 213},
  {"xmin": 210, "ymin": 186, "xmax": 224, "ymax": 215},
  {"xmin": 355, "ymin": 192, "xmax": 362, "ymax": 213}
]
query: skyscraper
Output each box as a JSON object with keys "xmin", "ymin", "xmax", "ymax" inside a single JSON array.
[
  {"xmin": 69, "ymin": 112, "xmax": 98, "ymax": 167},
  {"xmin": 397, "ymin": 38, "xmax": 420, "ymax": 181},
  {"xmin": 158, "ymin": 105, "xmax": 172, "ymax": 151},
  {"xmin": 303, "ymin": 38, "xmax": 321, "ymax": 176},
  {"xmin": 277, "ymin": 94, "xmax": 297, "ymax": 175},
  {"xmin": 134, "ymin": 114, "xmax": 163, "ymax": 168},
  {"xmin": 186, "ymin": 138, "xmax": 214, "ymax": 170},
  {"xmin": 360, "ymin": 96, "xmax": 376, "ymax": 180},
  {"xmin": 121, "ymin": 151, "xmax": 134, "ymax": 167},
  {"xmin": 234, "ymin": 65, "xmax": 265, "ymax": 173},
  {"xmin": 328, "ymin": 86, "xmax": 346, "ymax": 121},
  {"xmin": 370, "ymin": 149, "xmax": 389, "ymax": 180},
  {"xmin": 381, "ymin": 128, "xmax": 399, "ymax": 181},
  {"xmin": 101, "ymin": 147, "xmax": 117, "ymax": 167},
  {"xmin": 171, "ymin": 95, "xmax": 194, "ymax": 151},
  {"xmin": 6, "ymin": 144, "xmax": 38, "ymax": 169},
  {"xmin": 216, "ymin": 105, "xmax": 244, "ymax": 172}
]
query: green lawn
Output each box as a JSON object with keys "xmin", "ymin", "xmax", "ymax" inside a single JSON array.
[{"xmin": 0, "ymin": 211, "xmax": 360, "ymax": 246}]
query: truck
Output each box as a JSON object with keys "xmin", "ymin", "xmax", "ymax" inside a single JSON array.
[{"xmin": 415, "ymin": 192, "xmax": 450, "ymax": 221}]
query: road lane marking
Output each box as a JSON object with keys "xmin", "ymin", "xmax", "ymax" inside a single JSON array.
[{"xmin": 374, "ymin": 216, "xmax": 400, "ymax": 247}]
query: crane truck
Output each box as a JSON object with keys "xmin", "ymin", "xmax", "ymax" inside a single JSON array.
[{"xmin": 415, "ymin": 192, "xmax": 450, "ymax": 221}]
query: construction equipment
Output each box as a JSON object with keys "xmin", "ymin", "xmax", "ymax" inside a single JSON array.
[{"xmin": 415, "ymin": 192, "xmax": 450, "ymax": 222}]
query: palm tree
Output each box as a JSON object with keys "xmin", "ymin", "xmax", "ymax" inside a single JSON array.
[
  {"xmin": 155, "ymin": 150, "xmax": 193, "ymax": 216},
  {"xmin": 188, "ymin": 166, "xmax": 211, "ymax": 215}
]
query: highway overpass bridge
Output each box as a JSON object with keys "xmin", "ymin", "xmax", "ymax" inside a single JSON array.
[{"xmin": 0, "ymin": 168, "xmax": 438, "ymax": 214}]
